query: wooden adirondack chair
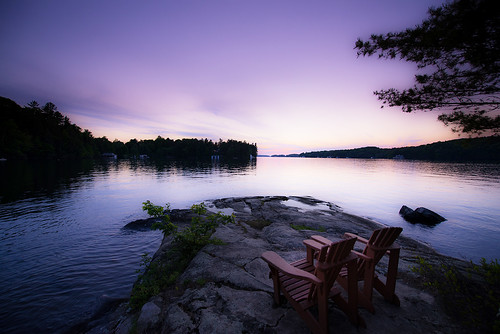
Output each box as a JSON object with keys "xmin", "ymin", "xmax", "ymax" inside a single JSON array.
[
  {"xmin": 313, "ymin": 227, "xmax": 402, "ymax": 313},
  {"xmin": 261, "ymin": 237, "xmax": 364, "ymax": 334}
]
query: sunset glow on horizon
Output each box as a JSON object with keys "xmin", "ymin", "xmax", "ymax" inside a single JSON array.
[{"xmin": 0, "ymin": 0, "xmax": 459, "ymax": 155}]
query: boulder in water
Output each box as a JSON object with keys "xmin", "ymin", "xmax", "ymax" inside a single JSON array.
[{"xmin": 399, "ymin": 205, "xmax": 446, "ymax": 225}]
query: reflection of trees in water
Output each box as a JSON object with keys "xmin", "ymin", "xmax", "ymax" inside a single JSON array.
[
  {"xmin": 128, "ymin": 158, "xmax": 257, "ymax": 176},
  {"xmin": 0, "ymin": 158, "xmax": 257, "ymax": 203},
  {"xmin": 0, "ymin": 160, "xmax": 96, "ymax": 203}
]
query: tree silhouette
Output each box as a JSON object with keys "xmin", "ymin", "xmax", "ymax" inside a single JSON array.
[
  {"xmin": 0, "ymin": 96, "xmax": 257, "ymax": 161},
  {"xmin": 27, "ymin": 101, "xmax": 40, "ymax": 110},
  {"xmin": 355, "ymin": 0, "xmax": 499, "ymax": 134}
]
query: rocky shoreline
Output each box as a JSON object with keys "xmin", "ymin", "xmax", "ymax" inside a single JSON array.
[{"xmin": 76, "ymin": 196, "xmax": 474, "ymax": 333}]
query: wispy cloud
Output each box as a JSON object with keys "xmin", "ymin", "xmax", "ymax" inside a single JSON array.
[{"xmin": 0, "ymin": 0, "xmax": 455, "ymax": 155}]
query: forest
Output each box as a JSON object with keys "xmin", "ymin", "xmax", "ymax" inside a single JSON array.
[
  {"xmin": 291, "ymin": 136, "xmax": 500, "ymax": 162},
  {"xmin": 0, "ymin": 97, "xmax": 257, "ymax": 161}
]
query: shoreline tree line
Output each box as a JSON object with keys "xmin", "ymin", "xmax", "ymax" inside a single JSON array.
[
  {"xmin": 282, "ymin": 136, "xmax": 500, "ymax": 162},
  {"xmin": 0, "ymin": 97, "xmax": 257, "ymax": 161}
]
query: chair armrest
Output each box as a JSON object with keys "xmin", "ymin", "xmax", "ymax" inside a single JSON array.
[
  {"xmin": 344, "ymin": 232, "xmax": 369, "ymax": 244},
  {"xmin": 303, "ymin": 239, "xmax": 326, "ymax": 251},
  {"xmin": 310, "ymin": 235, "xmax": 333, "ymax": 245},
  {"xmin": 261, "ymin": 251, "xmax": 322, "ymax": 284},
  {"xmin": 304, "ymin": 239, "xmax": 330, "ymax": 262},
  {"xmin": 352, "ymin": 250, "xmax": 372, "ymax": 261},
  {"xmin": 383, "ymin": 242, "xmax": 401, "ymax": 256},
  {"xmin": 338, "ymin": 252, "xmax": 358, "ymax": 266}
]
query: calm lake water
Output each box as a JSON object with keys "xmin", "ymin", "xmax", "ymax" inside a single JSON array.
[{"xmin": 1, "ymin": 157, "xmax": 499, "ymax": 333}]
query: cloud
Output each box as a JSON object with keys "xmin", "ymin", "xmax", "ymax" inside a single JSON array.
[{"xmin": 0, "ymin": 0, "xmax": 456, "ymax": 155}]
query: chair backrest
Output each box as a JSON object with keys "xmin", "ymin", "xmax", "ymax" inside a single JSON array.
[
  {"xmin": 309, "ymin": 237, "xmax": 357, "ymax": 300},
  {"xmin": 359, "ymin": 227, "xmax": 402, "ymax": 276}
]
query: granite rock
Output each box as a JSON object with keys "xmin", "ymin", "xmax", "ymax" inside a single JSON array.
[{"xmin": 84, "ymin": 196, "xmax": 471, "ymax": 334}]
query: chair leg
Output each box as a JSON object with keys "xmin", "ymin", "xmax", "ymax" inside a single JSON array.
[
  {"xmin": 336, "ymin": 273, "xmax": 375, "ymax": 314},
  {"xmin": 362, "ymin": 260, "xmax": 375, "ymax": 302},
  {"xmin": 385, "ymin": 248, "xmax": 400, "ymax": 305},
  {"xmin": 269, "ymin": 268, "xmax": 281, "ymax": 305},
  {"xmin": 374, "ymin": 277, "xmax": 400, "ymax": 306},
  {"xmin": 372, "ymin": 249, "xmax": 400, "ymax": 306},
  {"xmin": 317, "ymin": 286, "xmax": 329, "ymax": 334},
  {"xmin": 357, "ymin": 261, "xmax": 376, "ymax": 313},
  {"xmin": 332, "ymin": 261, "xmax": 367, "ymax": 326},
  {"xmin": 346, "ymin": 259, "xmax": 366, "ymax": 326},
  {"xmin": 284, "ymin": 288, "xmax": 325, "ymax": 334}
]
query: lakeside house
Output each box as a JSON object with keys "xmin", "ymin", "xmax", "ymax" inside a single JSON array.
[{"xmin": 102, "ymin": 152, "xmax": 117, "ymax": 160}]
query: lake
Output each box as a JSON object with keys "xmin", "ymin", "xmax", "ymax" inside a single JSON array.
[{"xmin": 0, "ymin": 157, "xmax": 499, "ymax": 333}]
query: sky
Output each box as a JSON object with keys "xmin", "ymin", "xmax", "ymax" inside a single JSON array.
[{"xmin": 0, "ymin": 0, "xmax": 458, "ymax": 155}]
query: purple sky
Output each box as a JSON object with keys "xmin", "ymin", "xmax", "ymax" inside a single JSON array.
[{"xmin": 0, "ymin": 0, "xmax": 456, "ymax": 155}]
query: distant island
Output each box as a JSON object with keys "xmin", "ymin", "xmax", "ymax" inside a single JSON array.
[
  {"xmin": 0, "ymin": 97, "xmax": 257, "ymax": 161},
  {"xmin": 272, "ymin": 136, "xmax": 500, "ymax": 162}
]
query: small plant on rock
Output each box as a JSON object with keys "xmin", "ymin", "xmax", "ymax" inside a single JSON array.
[
  {"xmin": 411, "ymin": 256, "xmax": 500, "ymax": 333},
  {"xmin": 291, "ymin": 223, "xmax": 326, "ymax": 232},
  {"xmin": 142, "ymin": 200, "xmax": 177, "ymax": 236},
  {"xmin": 129, "ymin": 201, "xmax": 235, "ymax": 310}
]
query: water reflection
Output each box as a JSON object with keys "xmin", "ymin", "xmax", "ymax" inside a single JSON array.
[
  {"xmin": 0, "ymin": 159, "xmax": 256, "ymax": 204},
  {"xmin": 0, "ymin": 160, "xmax": 96, "ymax": 203}
]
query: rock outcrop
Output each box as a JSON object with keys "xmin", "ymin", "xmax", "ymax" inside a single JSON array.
[
  {"xmin": 83, "ymin": 196, "xmax": 470, "ymax": 334},
  {"xmin": 399, "ymin": 205, "xmax": 446, "ymax": 225}
]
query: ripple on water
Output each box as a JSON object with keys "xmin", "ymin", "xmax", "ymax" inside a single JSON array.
[{"xmin": 0, "ymin": 158, "xmax": 499, "ymax": 333}]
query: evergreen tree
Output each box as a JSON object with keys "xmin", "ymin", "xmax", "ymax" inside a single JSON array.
[{"xmin": 355, "ymin": 0, "xmax": 500, "ymax": 134}]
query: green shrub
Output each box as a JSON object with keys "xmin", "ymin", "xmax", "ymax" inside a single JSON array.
[
  {"xmin": 142, "ymin": 200, "xmax": 178, "ymax": 236},
  {"xmin": 411, "ymin": 256, "xmax": 500, "ymax": 333},
  {"xmin": 129, "ymin": 201, "xmax": 235, "ymax": 310}
]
